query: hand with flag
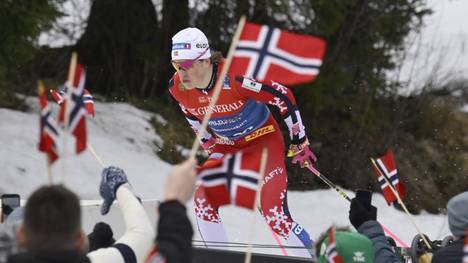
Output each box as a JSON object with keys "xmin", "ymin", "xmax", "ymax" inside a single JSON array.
[
  {"xmin": 164, "ymin": 157, "xmax": 197, "ymax": 204},
  {"xmin": 349, "ymin": 194, "xmax": 377, "ymax": 230}
]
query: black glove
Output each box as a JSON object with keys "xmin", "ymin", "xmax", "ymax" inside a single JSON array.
[
  {"xmin": 349, "ymin": 197, "xmax": 377, "ymax": 230},
  {"xmin": 87, "ymin": 222, "xmax": 115, "ymax": 252}
]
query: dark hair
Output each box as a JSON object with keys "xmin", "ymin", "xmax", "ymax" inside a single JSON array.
[
  {"xmin": 23, "ymin": 185, "xmax": 81, "ymax": 251},
  {"xmin": 209, "ymin": 51, "xmax": 223, "ymax": 64}
]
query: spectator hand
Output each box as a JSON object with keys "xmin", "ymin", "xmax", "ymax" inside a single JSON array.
[
  {"xmin": 164, "ymin": 157, "xmax": 197, "ymax": 204},
  {"xmin": 100, "ymin": 166, "xmax": 128, "ymax": 215},
  {"xmin": 287, "ymin": 138, "xmax": 317, "ymax": 168},
  {"xmin": 349, "ymin": 197, "xmax": 377, "ymax": 230}
]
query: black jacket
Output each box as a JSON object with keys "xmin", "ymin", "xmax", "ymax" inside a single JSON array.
[
  {"xmin": 432, "ymin": 237, "xmax": 464, "ymax": 263},
  {"xmin": 8, "ymin": 250, "xmax": 90, "ymax": 263},
  {"xmin": 156, "ymin": 200, "xmax": 193, "ymax": 263}
]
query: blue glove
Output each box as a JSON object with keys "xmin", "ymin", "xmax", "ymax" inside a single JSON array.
[{"xmin": 100, "ymin": 166, "xmax": 128, "ymax": 215}]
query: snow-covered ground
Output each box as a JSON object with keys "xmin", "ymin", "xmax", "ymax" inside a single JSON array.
[{"xmin": 0, "ymin": 99, "xmax": 451, "ymax": 257}]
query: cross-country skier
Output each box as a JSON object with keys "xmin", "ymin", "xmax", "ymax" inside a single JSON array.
[{"xmin": 168, "ymin": 27, "xmax": 318, "ymax": 258}]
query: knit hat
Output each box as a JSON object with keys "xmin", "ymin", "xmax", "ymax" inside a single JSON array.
[
  {"xmin": 317, "ymin": 230, "xmax": 374, "ymax": 263},
  {"xmin": 171, "ymin": 27, "xmax": 211, "ymax": 60},
  {"xmin": 447, "ymin": 191, "xmax": 468, "ymax": 237}
]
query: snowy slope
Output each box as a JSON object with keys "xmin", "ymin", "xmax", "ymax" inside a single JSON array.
[
  {"xmin": 0, "ymin": 98, "xmax": 451, "ymax": 257},
  {"xmin": 0, "ymin": 97, "xmax": 171, "ymax": 199}
]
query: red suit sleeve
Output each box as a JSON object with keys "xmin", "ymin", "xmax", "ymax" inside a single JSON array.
[{"xmin": 234, "ymin": 76, "xmax": 307, "ymax": 145}]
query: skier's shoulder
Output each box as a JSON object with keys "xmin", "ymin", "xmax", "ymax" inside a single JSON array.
[
  {"xmin": 232, "ymin": 75, "xmax": 264, "ymax": 93},
  {"xmin": 168, "ymin": 72, "xmax": 183, "ymax": 99}
]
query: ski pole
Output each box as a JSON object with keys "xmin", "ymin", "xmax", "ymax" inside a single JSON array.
[
  {"xmin": 304, "ymin": 165, "xmax": 410, "ymax": 248},
  {"xmin": 306, "ymin": 165, "xmax": 351, "ymax": 201}
]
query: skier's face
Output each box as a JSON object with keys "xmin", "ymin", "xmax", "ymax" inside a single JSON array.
[{"xmin": 172, "ymin": 59, "xmax": 211, "ymax": 89}]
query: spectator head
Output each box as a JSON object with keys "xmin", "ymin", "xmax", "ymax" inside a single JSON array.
[
  {"xmin": 447, "ymin": 191, "xmax": 468, "ymax": 237},
  {"xmin": 316, "ymin": 227, "xmax": 374, "ymax": 263},
  {"xmin": 17, "ymin": 185, "xmax": 86, "ymax": 252}
]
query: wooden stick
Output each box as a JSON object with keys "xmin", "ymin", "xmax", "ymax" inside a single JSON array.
[
  {"xmin": 61, "ymin": 52, "xmax": 78, "ymax": 183},
  {"xmin": 47, "ymin": 156, "xmax": 53, "ymax": 185},
  {"xmin": 370, "ymin": 158, "xmax": 432, "ymax": 249},
  {"xmin": 189, "ymin": 16, "xmax": 247, "ymax": 158},
  {"xmin": 244, "ymin": 147, "xmax": 268, "ymax": 263},
  {"xmin": 88, "ymin": 143, "xmax": 105, "ymax": 168}
]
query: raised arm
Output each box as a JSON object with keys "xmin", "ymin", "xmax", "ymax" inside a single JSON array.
[{"xmin": 88, "ymin": 167, "xmax": 154, "ymax": 263}]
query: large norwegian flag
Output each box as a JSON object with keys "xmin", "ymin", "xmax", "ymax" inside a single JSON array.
[
  {"xmin": 197, "ymin": 150, "xmax": 262, "ymax": 210},
  {"xmin": 38, "ymin": 84, "xmax": 59, "ymax": 164},
  {"xmin": 325, "ymin": 226, "xmax": 344, "ymax": 263},
  {"xmin": 230, "ymin": 22, "xmax": 326, "ymax": 86},
  {"xmin": 372, "ymin": 150, "xmax": 406, "ymax": 205},
  {"xmin": 58, "ymin": 62, "xmax": 87, "ymax": 154}
]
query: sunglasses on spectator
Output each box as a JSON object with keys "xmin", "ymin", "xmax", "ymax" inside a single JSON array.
[{"xmin": 172, "ymin": 48, "xmax": 209, "ymax": 71}]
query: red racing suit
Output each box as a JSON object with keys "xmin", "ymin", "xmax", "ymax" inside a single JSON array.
[{"xmin": 168, "ymin": 61, "xmax": 314, "ymax": 257}]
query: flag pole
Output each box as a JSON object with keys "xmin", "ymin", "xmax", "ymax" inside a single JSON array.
[
  {"xmin": 61, "ymin": 52, "xmax": 78, "ymax": 183},
  {"xmin": 88, "ymin": 143, "xmax": 105, "ymax": 168},
  {"xmin": 46, "ymin": 156, "xmax": 53, "ymax": 185},
  {"xmin": 305, "ymin": 165, "xmax": 409, "ymax": 247},
  {"xmin": 370, "ymin": 158, "xmax": 432, "ymax": 250},
  {"xmin": 189, "ymin": 16, "xmax": 247, "ymax": 159},
  {"xmin": 244, "ymin": 147, "xmax": 268, "ymax": 263}
]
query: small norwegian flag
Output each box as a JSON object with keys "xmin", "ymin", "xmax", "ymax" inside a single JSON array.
[
  {"xmin": 197, "ymin": 150, "xmax": 262, "ymax": 210},
  {"xmin": 50, "ymin": 63, "xmax": 94, "ymax": 117},
  {"xmin": 231, "ymin": 22, "xmax": 326, "ymax": 86},
  {"xmin": 326, "ymin": 226, "xmax": 344, "ymax": 263},
  {"xmin": 58, "ymin": 61, "xmax": 87, "ymax": 154},
  {"xmin": 38, "ymin": 84, "xmax": 59, "ymax": 164},
  {"xmin": 51, "ymin": 88, "xmax": 94, "ymax": 117},
  {"xmin": 464, "ymin": 228, "xmax": 468, "ymax": 263},
  {"xmin": 372, "ymin": 150, "xmax": 406, "ymax": 205}
]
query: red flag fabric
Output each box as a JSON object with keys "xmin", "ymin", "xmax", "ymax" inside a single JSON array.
[
  {"xmin": 326, "ymin": 226, "xmax": 344, "ymax": 263},
  {"xmin": 50, "ymin": 63, "xmax": 94, "ymax": 117},
  {"xmin": 38, "ymin": 86, "xmax": 59, "ymax": 163},
  {"xmin": 372, "ymin": 150, "xmax": 406, "ymax": 205},
  {"xmin": 58, "ymin": 62, "xmax": 87, "ymax": 154},
  {"xmin": 230, "ymin": 22, "xmax": 326, "ymax": 86},
  {"xmin": 197, "ymin": 150, "xmax": 262, "ymax": 210}
]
